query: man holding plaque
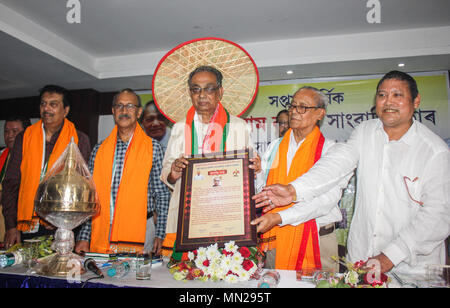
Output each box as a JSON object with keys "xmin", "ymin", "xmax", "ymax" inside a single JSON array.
[
  {"xmin": 251, "ymin": 86, "xmax": 351, "ymax": 271},
  {"xmin": 75, "ymin": 89, "xmax": 170, "ymax": 254},
  {"xmin": 253, "ymin": 71, "xmax": 450, "ymax": 276},
  {"xmin": 151, "ymin": 38, "xmax": 261, "ymax": 259}
]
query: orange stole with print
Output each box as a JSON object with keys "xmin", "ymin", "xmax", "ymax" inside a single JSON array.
[
  {"xmin": 17, "ymin": 119, "xmax": 79, "ymax": 231},
  {"xmin": 162, "ymin": 103, "xmax": 229, "ymax": 259},
  {"xmin": 261, "ymin": 126, "xmax": 324, "ymax": 270},
  {"xmin": 90, "ymin": 124, "xmax": 153, "ymax": 253}
]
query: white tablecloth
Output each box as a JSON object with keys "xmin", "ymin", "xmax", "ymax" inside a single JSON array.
[{"xmin": 0, "ymin": 261, "xmax": 315, "ymax": 288}]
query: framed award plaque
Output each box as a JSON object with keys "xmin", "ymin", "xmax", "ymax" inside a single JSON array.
[{"xmin": 176, "ymin": 149, "xmax": 257, "ymax": 251}]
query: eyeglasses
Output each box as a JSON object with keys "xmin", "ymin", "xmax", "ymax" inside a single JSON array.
[
  {"xmin": 189, "ymin": 86, "xmax": 219, "ymax": 95},
  {"xmin": 113, "ymin": 103, "xmax": 140, "ymax": 111},
  {"xmin": 287, "ymin": 103, "xmax": 322, "ymax": 114}
]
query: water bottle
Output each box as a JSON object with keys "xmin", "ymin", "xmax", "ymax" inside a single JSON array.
[
  {"xmin": 0, "ymin": 251, "xmax": 23, "ymax": 268},
  {"xmin": 257, "ymin": 270, "xmax": 280, "ymax": 288},
  {"xmin": 107, "ymin": 261, "xmax": 130, "ymax": 278}
]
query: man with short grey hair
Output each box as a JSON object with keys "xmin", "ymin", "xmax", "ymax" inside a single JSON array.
[{"xmin": 252, "ymin": 86, "xmax": 349, "ymax": 271}]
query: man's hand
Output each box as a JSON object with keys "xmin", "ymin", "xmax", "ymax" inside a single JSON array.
[
  {"xmin": 4, "ymin": 228, "xmax": 20, "ymax": 249},
  {"xmin": 249, "ymin": 153, "xmax": 262, "ymax": 175},
  {"xmin": 152, "ymin": 237, "xmax": 163, "ymax": 255},
  {"xmin": 367, "ymin": 253, "xmax": 394, "ymax": 274},
  {"xmin": 168, "ymin": 156, "xmax": 189, "ymax": 184},
  {"xmin": 75, "ymin": 240, "xmax": 90, "ymax": 255},
  {"xmin": 250, "ymin": 213, "xmax": 282, "ymax": 233},
  {"xmin": 252, "ymin": 184, "xmax": 297, "ymax": 213}
]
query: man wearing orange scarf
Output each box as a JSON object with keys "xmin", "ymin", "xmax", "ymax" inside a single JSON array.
[
  {"xmin": 160, "ymin": 66, "xmax": 260, "ymax": 259},
  {"xmin": 2, "ymin": 85, "xmax": 91, "ymax": 248},
  {"xmin": 251, "ymin": 87, "xmax": 351, "ymax": 271},
  {"xmin": 75, "ymin": 89, "xmax": 170, "ymax": 254}
]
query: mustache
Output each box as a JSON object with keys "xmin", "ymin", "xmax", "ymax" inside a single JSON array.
[
  {"xmin": 118, "ymin": 114, "xmax": 131, "ymax": 120},
  {"xmin": 42, "ymin": 112, "xmax": 54, "ymax": 117}
]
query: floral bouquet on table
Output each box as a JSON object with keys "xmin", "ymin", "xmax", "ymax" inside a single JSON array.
[
  {"xmin": 315, "ymin": 257, "xmax": 390, "ymax": 288},
  {"xmin": 169, "ymin": 241, "xmax": 265, "ymax": 283}
]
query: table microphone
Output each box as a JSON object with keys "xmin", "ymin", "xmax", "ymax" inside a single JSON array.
[{"xmin": 84, "ymin": 258, "xmax": 104, "ymax": 278}]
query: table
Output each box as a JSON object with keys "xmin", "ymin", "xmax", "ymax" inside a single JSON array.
[{"xmin": 0, "ymin": 261, "xmax": 315, "ymax": 288}]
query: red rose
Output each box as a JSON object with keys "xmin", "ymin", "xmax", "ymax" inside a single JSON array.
[
  {"xmin": 179, "ymin": 262, "xmax": 188, "ymax": 270},
  {"xmin": 354, "ymin": 260, "xmax": 366, "ymax": 269},
  {"xmin": 223, "ymin": 250, "xmax": 234, "ymax": 257},
  {"xmin": 203, "ymin": 259, "xmax": 210, "ymax": 267},
  {"xmin": 242, "ymin": 259, "xmax": 254, "ymax": 271},
  {"xmin": 239, "ymin": 247, "xmax": 251, "ymax": 258}
]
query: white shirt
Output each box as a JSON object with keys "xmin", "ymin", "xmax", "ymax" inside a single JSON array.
[
  {"xmin": 161, "ymin": 113, "xmax": 254, "ymax": 233},
  {"xmin": 290, "ymin": 119, "xmax": 450, "ymax": 275},
  {"xmin": 257, "ymin": 129, "xmax": 350, "ymax": 228}
]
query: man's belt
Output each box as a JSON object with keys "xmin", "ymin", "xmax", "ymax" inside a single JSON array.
[{"xmin": 319, "ymin": 223, "xmax": 335, "ymax": 237}]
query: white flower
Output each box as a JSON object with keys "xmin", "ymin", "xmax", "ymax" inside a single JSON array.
[
  {"xmin": 230, "ymin": 263, "xmax": 242, "ymax": 275},
  {"xmin": 221, "ymin": 256, "xmax": 233, "ymax": 271},
  {"xmin": 225, "ymin": 274, "xmax": 239, "ymax": 283},
  {"xmin": 238, "ymin": 270, "xmax": 250, "ymax": 282},
  {"xmin": 187, "ymin": 251, "xmax": 195, "ymax": 261},
  {"xmin": 173, "ymin": 271, "xmax": 187, "ymax": 281},
  {"xmin": 197, "ymin": 247, "xmax": 207, "ymax": 259},
  {"xmin": 231, "ymin": 251, "xmax": 243, "ymax": 265},
  {"xmin": 206, "ymin": 244, "xmax": 220, "ymax": 259},
  {"xmin": 224, "ymin": 241, "xmax": 238, "ymax": 253},
  {"xmin": 344, "ymin": 270, "xmax": 359, "ymax": 285}
]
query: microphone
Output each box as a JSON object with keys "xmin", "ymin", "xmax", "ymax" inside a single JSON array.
[{"xmin": 84, "ymin": 258, "xmax": 104, "ymax": 278}]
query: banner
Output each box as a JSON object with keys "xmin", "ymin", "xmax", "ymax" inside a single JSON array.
[{"xmin": 241, "ymin": 71, "xmax": 450, "ymax": 155}]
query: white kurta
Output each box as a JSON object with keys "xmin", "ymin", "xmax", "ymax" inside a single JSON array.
[
  {"xmin": 256, "ymin": 130, "xmax": 350, "ymax": 228},
  {"xmin": 161, "ymin": 114, "xmax": 254, "ymax": 234},
  {"xmin": 290, "ymin": 119, "xmax": 450, "ymax": 275}
]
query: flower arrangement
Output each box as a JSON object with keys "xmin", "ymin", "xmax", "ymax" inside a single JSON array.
[
  {"xmin": 315, "ymin": 257, "xmax": 389, "ymax": 288},
  {"xmin": 169, "ymin": 241, "xmax": 264, "ymax": 283}
]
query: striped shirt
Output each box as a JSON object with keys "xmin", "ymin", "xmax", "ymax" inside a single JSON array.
[{"xmin": 77, "ymin": 136, "xmax": 170, "ymax": 242}]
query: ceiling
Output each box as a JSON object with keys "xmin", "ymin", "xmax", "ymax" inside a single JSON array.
[{"xmin": 0, "ymin": 0, "xmax": 449, "ymax": 100}]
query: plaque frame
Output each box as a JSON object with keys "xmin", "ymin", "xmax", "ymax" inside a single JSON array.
[{"xmin": 176, "ymin": 149, "xmax": 257, "ymax": 252}]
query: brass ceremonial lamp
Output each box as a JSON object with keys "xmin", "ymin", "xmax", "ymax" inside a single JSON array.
[{"xmin": 34, "ymin": 140, "xmax": 99, "ymax": 277}]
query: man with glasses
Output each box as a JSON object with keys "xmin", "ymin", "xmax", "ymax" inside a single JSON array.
[
  {"xmin": 252, "ymin": 86, "xmax": 350, "ymax": 271},
  {"xmin": 75, "ymin": 88, "xmax": 170, "ymax": 254},
  {"xmin": 2, "ymin": 85, "xmax": 91, "ymax": 248},
  {"xmin": 254, "ymin": 71, "xmax": 450, "ymax": 276},
  {"xmin": 160, "ymin": 66, "xmax": 260, "ymax": 259}
]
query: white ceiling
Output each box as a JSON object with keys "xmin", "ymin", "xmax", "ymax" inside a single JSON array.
[{"xmin": 0, "ymin": 0, "xmax": 449, "ymax": 100}]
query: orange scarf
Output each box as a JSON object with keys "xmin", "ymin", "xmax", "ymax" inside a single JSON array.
[
  {"xmin": 17, "ymin": 119, "xmax": 78, "ymax": 231},
  {"xmin": 261, "ymin": 126, "xmax": 324, "ymax": 270},
  {"xmin": 0, "ymin": 148, "xmax": 10, "ymax": 183},
  {"xmin": 90, "ymin": 124, "xmax": 153, "ymax": 253}
]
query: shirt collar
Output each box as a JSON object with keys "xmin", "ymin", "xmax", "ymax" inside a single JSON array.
[{"xmin": 376, "ymin": 118, "xmax": 417, "ymax": 146}]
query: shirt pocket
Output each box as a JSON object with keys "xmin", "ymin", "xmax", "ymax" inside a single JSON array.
[{"xmin": 400, "ymin": 173, "xmax": 423, "ymax": 208}]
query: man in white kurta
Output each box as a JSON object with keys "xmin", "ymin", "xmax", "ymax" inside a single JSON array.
[
  {"xmin": 161, "ymin": 113, "xmax": 252, "ymax": 235},
  {"xmin": 159, "ymin": 66, "xmax": 258, "ymax": 257}
]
